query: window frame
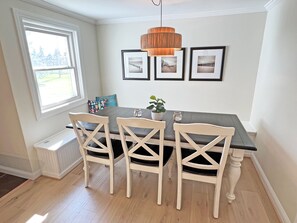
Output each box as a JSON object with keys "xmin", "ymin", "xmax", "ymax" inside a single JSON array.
[{"xmin": 13, "ymin": 9, "xmax": 87, "ymax": 120}]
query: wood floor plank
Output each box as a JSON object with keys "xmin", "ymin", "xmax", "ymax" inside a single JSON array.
[
  {"xmin": 0, "ymin": 158, "xmax": 280, "ymax": 223},
  {"xmin": 242, "ymin": 190, "xmax": 271, "ymax": 223},
  {"xmin": 243, "ymin": 158, "xmax": 281, "ymax": 223},
  {"xmin": 188, "ymin": 182, "xmax": 209, "ymax": 223}
]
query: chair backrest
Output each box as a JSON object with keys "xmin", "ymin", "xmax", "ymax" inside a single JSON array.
[
  {"xmin": 69, "ymin": 112, "xmax": 114, "ymax": 158},
  {"xmin": 117, "ymin": 117, "xmax": 165, "ymax": 167},
  {"xmin": 174, "ymin": 123, "xmax": 235, "ymax": 177}
]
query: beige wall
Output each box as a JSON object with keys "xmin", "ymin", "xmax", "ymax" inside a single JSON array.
[
  {"xmin": 0, "ymin": 42, "xmax": 31, "ymax": 172},
  {"xmin": 97, "ymin": 13, "xmax": 266, "ymax": 121},
  {"xmin": 0, "ymin": 0, "xmax": 102, "ymax": 178},
  {"xmin": 250, "ymin": 0, "xmax": 297, "ymax": 221}
]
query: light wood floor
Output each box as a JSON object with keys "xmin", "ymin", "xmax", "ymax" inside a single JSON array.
[{"xmin": 0, "ymin": 157, "xmax": 280, "ymax": 223}]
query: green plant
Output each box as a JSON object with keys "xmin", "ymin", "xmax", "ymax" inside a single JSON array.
[{"xmin": 146, "ymin": 95, "xmax": 166, "ymax": 113}]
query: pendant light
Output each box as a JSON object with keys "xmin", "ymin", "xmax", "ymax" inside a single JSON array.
[{"xmin": 140, "ymin": 0, "xmax": 182, "ymax": 57}]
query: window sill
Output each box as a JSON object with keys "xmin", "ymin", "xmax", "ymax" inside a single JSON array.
[{"xmin": 36, "ymin": 98, "xmax": 87, "ymax": 121}]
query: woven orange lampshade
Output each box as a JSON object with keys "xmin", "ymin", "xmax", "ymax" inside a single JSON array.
[
  {"xmin": 140, "ymin": 0, "xmax": 182, "ymax": 56},
  {"xmin": 141, "ymin": 27, "xmax": 182, "ymax": 56}
]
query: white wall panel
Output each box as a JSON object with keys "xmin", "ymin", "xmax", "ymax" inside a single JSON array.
[{"xmin": 251, "ymin": 0, "xmax": 297, "ymax": 221}]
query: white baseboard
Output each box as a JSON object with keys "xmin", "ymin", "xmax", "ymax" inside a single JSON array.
[
  {"xmin": 250, "ymin": 153, "xmax": 291, "ymax": 223},
  {"xmin": 0, "ymin": 157, "xmax": 82, "ymax": 180},
  {"xmin": 0, "ymin": 164, "xmax": 41, "ymax": 180}
]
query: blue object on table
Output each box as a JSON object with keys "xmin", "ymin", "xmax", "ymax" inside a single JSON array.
[{"xmin": 96, "ymin": 94, "xmax": 118, "ymax": 108}]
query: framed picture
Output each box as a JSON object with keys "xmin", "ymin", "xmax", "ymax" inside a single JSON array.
[
  {"xmin": 189, "ymin": 46, "xmax": 226, "ymax": 81},
  {"xmin": 121, "ymin": 49, "xmax": 150, "ymax": 80},
  {"xmin": 154, "ymin": 48, "xmax": 185, "ymax": 80}
]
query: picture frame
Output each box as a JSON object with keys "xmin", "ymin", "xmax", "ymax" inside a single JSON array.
[
  {"xmin": 121, "ymin": 49, "xmax": 150, "ymax": 80},
  {"xmin": 154, "ymin": 48, "xmax": 185, "ymax": 81},
  {"xmin": 189, "ymin": 46, "xmax": 226, "ymax": 81}
]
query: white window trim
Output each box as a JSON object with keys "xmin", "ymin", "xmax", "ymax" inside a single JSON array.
[{"xmin": 13, "ymin": 8, "xmax": 87, "ymax": 120}]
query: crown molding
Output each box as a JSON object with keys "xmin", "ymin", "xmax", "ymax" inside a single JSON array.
[
  {"xmin": 21, "ymin": 0, "xmax": 96, "ymax": 24},
  {"xmin": 20, "ymin": 0, "xmax": 268, "ymax": 26},
  {"xmin": 265, "ymin": 0, "xmax": 283, "ymax": 11},
  {"xmin": 96, "ymin": 7, "xmax": 267, "ymax": 25}
]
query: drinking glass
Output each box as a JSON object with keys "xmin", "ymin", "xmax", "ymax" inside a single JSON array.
[
  {"xmin": 173, "ymin": 111, "xmax": 182, "ymax": 122},
  {"xmin": 133, "ymin": 108, "xmax": 142, "ymax": 117}
]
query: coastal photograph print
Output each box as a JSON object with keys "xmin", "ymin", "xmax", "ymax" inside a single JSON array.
[
  {"xmin": 189, "ymin": 46, "xmax": 225, "ymax": 81},
  {"xmin": 154, "ymin": 48, "xmax": 185, "ymax": 80},
  {"xmin": 121, "ymin": 49, "xmax": 150, "ymax": 80}
]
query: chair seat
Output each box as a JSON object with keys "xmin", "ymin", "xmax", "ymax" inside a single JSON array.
[
  {"xmin": 181, "ymin": 149, "xmax": 222, "ymax": 176},
  {"xmin": 131, "ymin": 145, "xmax": 173, "ymax": 167},
  {"xmin": 88, "ymin": 138, "xmax": 132, "ymax": 159}
]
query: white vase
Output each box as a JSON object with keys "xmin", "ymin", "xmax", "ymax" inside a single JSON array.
[{"xmin": 151, "ymin": 112, "xmax": 164, "ymax": 121}]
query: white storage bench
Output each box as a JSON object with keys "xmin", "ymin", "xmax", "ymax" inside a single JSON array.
[{"xmin": 34, "ymin": 129, "xmax": 82, "ymax": 179}]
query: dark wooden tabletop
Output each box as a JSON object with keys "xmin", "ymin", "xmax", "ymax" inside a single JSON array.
[{"xmin": 67, "ymin": 107, "xmax": 256, "ymax": 151}]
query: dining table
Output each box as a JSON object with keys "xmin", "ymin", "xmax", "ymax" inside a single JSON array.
[{"xmin": 67, "ymin": 106, "xmax": 257, "ymax": 203}]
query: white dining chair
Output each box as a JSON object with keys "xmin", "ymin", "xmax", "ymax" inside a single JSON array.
[
  {"xmin": 69, "ymin": 112, "xmax": 131, "ymax": 194},
  {"xmin": 117, "ymin": 117, "xmax": 173, "ymax": 205},
  {"xmin": 174, "ymin": 123, "xmax": 235, "ymax": 218}
]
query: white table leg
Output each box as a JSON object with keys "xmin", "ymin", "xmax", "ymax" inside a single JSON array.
[{"xmin": 226, "ymin": 149, "xmax": 245, "ymax": 203}]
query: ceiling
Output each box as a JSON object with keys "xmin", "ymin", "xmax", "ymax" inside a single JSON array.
[{"xmin": 38, "ymin": 0, "xmax": 270, "ymax": 23}]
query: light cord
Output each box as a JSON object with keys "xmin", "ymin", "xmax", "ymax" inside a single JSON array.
[{"xmin": 151, "ymin": 0, "xmax": 162, "ymax": 27}]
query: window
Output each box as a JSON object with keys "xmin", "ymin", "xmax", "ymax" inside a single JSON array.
[{"xmin": 14, "ymin": 9, "xmax": 86, "ymax": 119}]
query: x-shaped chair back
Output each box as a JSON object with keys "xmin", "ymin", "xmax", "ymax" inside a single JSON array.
[
  {"xmin": 69, "ymin": 112, "xmax": 113, "ymax": 158},
  {"xmin": 117, "ymin": 117, "xmax": 165, "ymax": 167},
  {"xmin": 174, "ymin": 123, "xmax": 235, "ymax": 177}
]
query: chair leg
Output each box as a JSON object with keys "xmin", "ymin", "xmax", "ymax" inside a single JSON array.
[
  {"xmin": 83, "ymin": 160, "xmax": 89, "ymax": 188},
  {"xmin": 126, "ymin": 168, "xmax": 132, "ymax": 198},
  {"xmin": 157, "ymin": 170, "xmax": 163, "ymax": 205},
  {"xmin": 213, "ymin": 182, "xmax": 222, "ymax": 218},
  {"xmin": 109, "ymin": 164, "xmax": 114, "ymax": 194},
  {"xmin": 176, "ymin": 169, "xmax": 182, "ymax": 210}
]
